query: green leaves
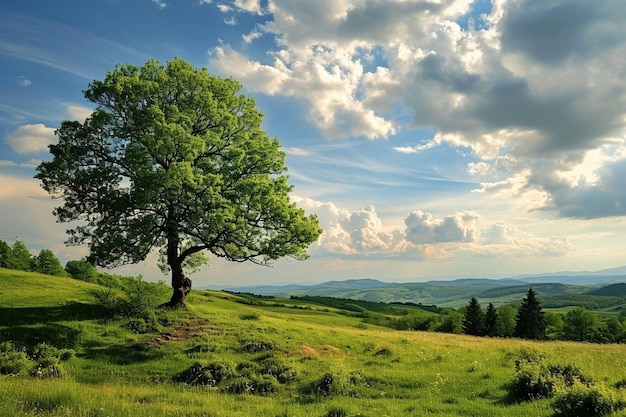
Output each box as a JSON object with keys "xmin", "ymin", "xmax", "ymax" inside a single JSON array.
[{"xmin": 36, "ymin": 58, "xmax": 321, "ymax": 299}]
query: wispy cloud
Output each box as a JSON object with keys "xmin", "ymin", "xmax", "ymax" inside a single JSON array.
[{"xmin": 0, "ymin": 13, "xmax": 149, "ymax": 80}]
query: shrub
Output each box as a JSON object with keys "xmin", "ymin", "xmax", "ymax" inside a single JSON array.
[
  {"xmin": 256, "ymin": 356, "xmax": 296, "ymax": 383},
  {"xmin": 552, "ymin": 384, "xmax": 618, "ymax": 417},
  {"xmin": 239, "ymin": 339, "xmax": 275, "ymax": 353},
  {"xmin": 0, "ymin": 342, "xmax": 30, "ymax": 375},
  {"xmin": 173, "ymin": 362, "xmax": 233, "ymax": 386},
  {"xmin": 239, "ymin": 312, "xmax": 260, "ymax": 320},
  {"xmin": 221, "ymin": 375, "xmax": 277, "ymax": 395},
  {"xmin": 507, "ymin": 359, "xmax": 593, "ymax": 403},
  {"xmin": 508, "ymin": 364, "xmax": 555, "ymax": 402},
  {"xmin": 322, "ymin": 407, "xmax": 348, "ymax": 417}
]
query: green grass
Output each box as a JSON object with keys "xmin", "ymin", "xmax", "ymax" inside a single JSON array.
[{"xmin": 2, "ymin": 270, "xmax": 626, "ymax": 416}]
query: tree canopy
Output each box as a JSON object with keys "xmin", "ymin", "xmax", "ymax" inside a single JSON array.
[{"xmin": 36, "ymin": 58, "xmax": 322, "ymax": 307}]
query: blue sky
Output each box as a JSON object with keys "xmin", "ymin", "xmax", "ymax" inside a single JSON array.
[{"xmin": 2, "ymin": 0, "xmax": 626, "ymax": 287}]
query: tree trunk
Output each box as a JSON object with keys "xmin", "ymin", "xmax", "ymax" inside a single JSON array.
[
  {"xmin": 162, "ymin": 210, "xmax": 191, "ymax": 308},
  {"xmin": 165, "ymin": 261, "xmax": 192, "ymax": 308}
]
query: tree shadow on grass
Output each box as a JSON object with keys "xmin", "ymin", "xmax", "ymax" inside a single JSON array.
[
  {"xmin": 0, "ymin": 302, "xmax": 165, "ymax": 365},
  {"xmin": 0, "ymin": 302, "xmax": 109, "ymax": 326},
  {"xmin": 0, "ymin": 303, "xmax": 109, "ymax": 349},
  {"xmin": 81, "ymin": 341, "xmax": 165, "ymax": 365}
]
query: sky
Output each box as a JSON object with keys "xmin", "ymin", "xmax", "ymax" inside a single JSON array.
[{"xmin": 1, "ymin": 0, "xmax": 626, "ymax": 288}]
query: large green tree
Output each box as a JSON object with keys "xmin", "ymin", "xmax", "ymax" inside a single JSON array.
[
  {"xmin": 514, "ymin": 288, "xmax": 546, "ymax": 340},
  {"xmin": 36, "ymin": 58, "xmax": 322, "ymax": 307}
]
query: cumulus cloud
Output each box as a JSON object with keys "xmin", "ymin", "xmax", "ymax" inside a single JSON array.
[
  {"xmin": 211, "ymin": 0, "xmax": 626, "ymax": 219},
  {"xmin": 293, "ymin": 197, "xmax": 573, "ymax": 259},
  {"xmin": 477, "ymin": 222, "xmax": 575, "ymax": 256},
  {"xmin": 4, "ymin": 124, "xmax": 56, "ymax": 153},
  {"xmin": 293, "ymin": 197, "xmax": 405, "ymax": 255},
  {"xmin": 405, "ymin": 210, "xmax": 479, "ymax": 245}
]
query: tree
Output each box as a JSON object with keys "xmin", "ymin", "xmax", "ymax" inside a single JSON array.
[
  {"xmin": 65, "ymin": 259, "xmax": 98, "ymax": 282},
  {"xmin": 32, "ymin": 249, "xmax": 67, "ymax": 277},
  {"xmin": 484, "ymin": 303, "xmax": 498, "ymax": 337},
  {"xmin": 6, "ymin": 240, "xmax": 33, "ymax": 271},
  {"xmin": 36, "ymin": 58, "xmax": 322, "ymax": 307},
  {"xmin": 0, "ymin": 240, "xmax": 9, "ymax": 268},
  {"xmin": 495, "ymin": 305, "xmax": 517, "ymax": 337},
  {"xmin": 514, "ymin": 288, "xmax": 546, "ymax": 340},
  {"xmin": 562, "ymin": 307, "xmax": 601, "ymax": 342},
  {"xmin": 462, "ymin": 297, "xmax": 484, "ymax": 336}
]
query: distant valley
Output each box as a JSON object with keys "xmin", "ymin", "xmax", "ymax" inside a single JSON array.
[{"xmin": 205, "ymin": 267, "xmax": 626, "ymax": 308}]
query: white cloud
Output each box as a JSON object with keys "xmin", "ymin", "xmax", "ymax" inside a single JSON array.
[
  {"xmin": 217, "ymin": 4, "xmax": 232, "ymax": 13},
  {"xmin": 293, "ymin": 197, "xmax": 406, "ymax": 256},
  {"xmin": 234, "ymin": 0, "xmax": 262, "ymax": 14},
  {"xmin": 405, "ymin": 210, "xmax": 479, "ymax": 245},
  {"xmin": 467, "ymin": 162, "xmax": 490, "ymax": 176},
  {"xmin": 0, "ymin": 160, "xmax": 17, "ymax": 167},
  {"xmin": 209, "ymin": 0, "xmax": 626, "ymax": 219},
  {"xmin": 152, "ymin": 0, "xmax": 167, "ymax": 9},
  {"xmin": 66, "ymin": 105, "xmax": 93, "ymax": 122},
  {"xmin": 293, "ymin": 196, "xmax": 573, "ymax": 261},
  {"xmin": 17, "ymin": 76, "xmax": 31, "ymax": 87},
  {"xmin": 282, "ymin": 147, "xmax": 312, "ymax": 157},
  {"xmin": 4, "ymin": 124, "xmax": 56, "ymax": 153}
]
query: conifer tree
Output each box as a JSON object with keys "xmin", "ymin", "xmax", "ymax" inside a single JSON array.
[
  {"xmin": 514, "ymin": 288, "xmax": 546, "ymax": 340},
  {"xmin": 462, "ymin": 297, "xmax": 485, "ymax": 336},
  {"xmin": 484, "ymin": 302, "xmax": 498, "ymax": 337},
  {"xmin": 0, "ymin": 240, "xmax": 9, "ymax": 268}
]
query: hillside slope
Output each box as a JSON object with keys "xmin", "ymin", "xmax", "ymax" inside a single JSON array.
[{"xmin": 2, "ymin": 270, "xmax": 626, "ymax": 417}]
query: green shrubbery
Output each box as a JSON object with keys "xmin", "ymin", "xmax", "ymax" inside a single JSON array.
[
  {"xmin": 507, "ymin": 351, "xmax": 624, "ymax": 417},
  {"xmin": 173, "ymin": 354, "xmax": 294, "ymax": 396},
  {"xmin": 0, "ymin": 341, "xmax": 74, "ymax": 378}
]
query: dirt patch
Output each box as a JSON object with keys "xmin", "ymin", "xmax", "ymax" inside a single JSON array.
[{"xmin": 148, "ymin": 317, "xmax": 222, "ymax": 347}]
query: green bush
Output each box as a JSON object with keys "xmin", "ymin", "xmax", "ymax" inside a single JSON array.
[
  {"xmin": 0, "ymin": 342, "xmax": 73, "ymax": 378},
  {"xmin": 322, "ymin": 407, "xmax": 348, "ymax": 417},
  {"xmin": 0, "ymin": 342, "xmax": 30, "ymax": 375},
  {"xmin": 239, "ymin": 339, "xmax": 275, "ymax": 353},
  {"xmin": 239, "ymin": 312, "xmax": 260, "ymax": 320},
  {"xmin": 507, "ymin": 359, "xmax": 593, "ymax": 402},
  {"xmin": 552, "ymin": 384, "xmax": 618, "ymax": 417},
  {"xmin": 173, "ymin": 362, "xmax": 233, "ymax": 386},
  {"xmin": 256, "ymin": 356, "xmax": 296, "ymax": 383},
  {"xmin": 508, "ymin": 364, "xmax": 555, "ymax": 402},
  {"xmin": 221, "ymin": 375, "xmax": 277, "ymax": 395}
]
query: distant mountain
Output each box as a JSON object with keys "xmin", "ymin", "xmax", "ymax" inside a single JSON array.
[
  {"xmin": 586, "ymin": 283, "xmax": 626, "ymax": 297},
  {"xmin": 504, "ymin": 274, "xmax": 626, "ymax": 286},
  {"xmin": 199, "ymin": 266, "xmax": 626, "ymax": 307}
]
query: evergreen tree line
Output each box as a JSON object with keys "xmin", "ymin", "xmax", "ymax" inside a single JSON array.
[
  {"xmin": 0, "ymin": 239, "xmax": 96, "ymax": 281},
  {"xmin": 462, "ymin": 288, "xmax": 546, "ymax": 339},
  {"xmin": 461, "ymin": 288, "xmax": 626, "ymax": 343}
]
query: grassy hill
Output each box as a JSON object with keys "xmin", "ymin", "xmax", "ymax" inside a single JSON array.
[{"xmin": 2, "ymin": 269, "xmax": 626, "ymax": 416}]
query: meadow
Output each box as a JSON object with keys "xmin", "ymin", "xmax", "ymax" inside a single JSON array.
[{"xmin": 2, "ymin": 268, "xmax": 626, "ymax": 417}]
